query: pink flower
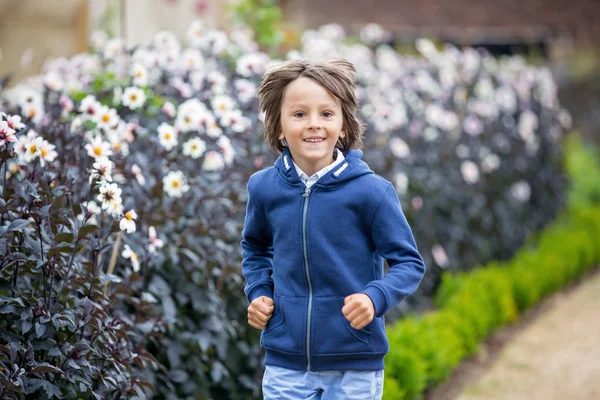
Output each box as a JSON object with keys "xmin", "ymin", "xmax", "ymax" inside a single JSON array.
[{"xmin": 0, "ymin": 121, "xmax": 17, "ymax": 146}]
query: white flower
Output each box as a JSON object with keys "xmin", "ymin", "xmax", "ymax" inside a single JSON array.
[
  {"xmin": 122, "ymin": 87, "xmax": 146, "ymax": 110},
  {"xmin": 79, "ymin": 95, "xmax": 101, "ymax": 117},
  {"xmin": 78, "ymin": 201, "xmax": 101, "ymax": 225},
  {"xmin": 394, "ymin": 172, "xmax": 409, "ymax": 196},
  {"xmin": 432, "ymin": 244, "xmax": 449, "ymax": 268},
  {"xmin": 510, "ymin": 181, "xmax": 531, "ymax": 202},
  {"xmin": 196, "ymin": 30, "xmax": 228, "ymax": 55},
  {"xmin": 6, "ymin": 115, "xmax": 26, "ymax": 131},
  {"xmin": 38, "ymin": 140, "xmax": 58, "ymax": 167},
  {"xmin": 104, "ymin": 38, "xmax": 123, "ymax": 60},
  {"xmin": 22, "ymin": 103, "xmax": 43, "ymax": 125},
  {"xmin": 113, "ymin": 87, "xmax": 123, "ymax": 105},
  {"xmin": 236, "ymin": 53, "xmax": 269, "ymax": 77},
  {"xmin": 359, "ymin": 23, "xmax": 389, "ymax": 45},
  {"xmin": 319, "ymin": 23, "xmax": 346, "ymax": 41},
  {"xmin": 162, "ymin": 101, "xmax": 176, "ymax": 118},
  {"xmin": 90, "ymin": 157, "xmax": 113, "ymax": 184},
  {"xmin": 94, "ymin": 105, "xmax": 120, "ymax": 130},
  {"xmin": 24, "ymin": 136, "xmax": 44, "ymax": 162},
  {"xmin": 85, "ymin": 135, "xmax": 113, "ymax": 160},
  {"xmin": 121, "ymin": 244, "xmax": 140, "ymax": 272},
  {"xmin": 186, "ymin": 20, "xmax": 205, "ymax": 47},
  {"xmin": 389, "ymin": 137, "xmax": 410, "ymax": 159},
  {"xmin": 220, "ymin": 110, "xmax": 249, "ymax": 133},
  {"xmin": 182, "ymin": 137, "xmax": 206, "ymax": 159},
  {"xmin": 481, "ymin": 154, "xmax": 501, "ymax": 173},
  {"xmin": 234, "ymin": 79, "xmax": 257, "ymax": 104},
  {"xmin": 0, "ymin": 120, "xmax": 17, "ymax": 146},
  {"xmin": 97, "ymin": 183, "xmax": 122, "ymax": 211},
  {"xmin": 119, "ymin": 209, "xmax": 138, "ymax": 234},
  {"xmin": 163, "ymin": 171, "xmax": 190, "ymax": 198},
  {"xmin": 460, "ymin": 160, "xmax": 480, "ymax": 184},
  {"xmin": 132, "ymin": 164, "xmax": 146, "ymax": 186},
  {"xmin": 202, "ymin": 151, "xmax": 225, "ymax": 172},
  {"xmin": 148, "ymin": 226, "xmax": 164, "ymax": 253},
  {"xmin": 157, "ymin": 122, "xmax": 178, "ymax": 151},
  {"xmin": 43, "ymin": 72, "xmax": 64, "ymax": 92},
  {"xmin": 181, "ymin": 49, "xmax": 204, "ymax": 71},
  {"xmin": 211, "ymin": 95, "xmax": 236, "ymax": 117},
  {"xmin": 131, "ymin": 63, "xmax": 148, "ymax": 86},
  {"xmin": 218, "ymin": 136, "xmax": 235, "ymax": 165},
  {"xmin": 89, "ymin": 30, "xmax": 108, "ymax": 52},
  {"xmin": 455, "ymin": 144, "xmax": 470, "ymax": 159},
  {"xmin": 463, "ymin": 115, "xmax": 484, "ymax": 136}
]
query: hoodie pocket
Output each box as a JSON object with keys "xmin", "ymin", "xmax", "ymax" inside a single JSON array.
[
  {"xmin": 313, "ymin": 297, "xmax": 372, "ymax": 356},
  {"xmin": 261, "ymin": 296, "xmax": 306, "ymax": 355}
]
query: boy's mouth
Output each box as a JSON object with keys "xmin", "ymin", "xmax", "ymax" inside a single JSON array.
[{"xmin": 303, "ymin": 138, "xmax": 325, "ymax": 143}]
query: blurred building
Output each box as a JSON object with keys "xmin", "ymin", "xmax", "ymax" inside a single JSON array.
[
  {"xmin": 0, "ymin": 0, "xmax": 226, "ymax": 84},
  {"xmin": 280, "ymin": 0, "xmax": 600, "ymax": 56}
]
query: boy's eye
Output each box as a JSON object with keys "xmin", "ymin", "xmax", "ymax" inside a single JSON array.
[
  {"xmin": 294, "ymin": 112, "xmax": 306, "ymax": 118},
  {"xmin": 322, "ymin": 111, "xmax": 333, "ymax": 118}
]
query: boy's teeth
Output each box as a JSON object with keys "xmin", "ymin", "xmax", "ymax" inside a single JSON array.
[{"xmin": 304, "ymin": 138, "xmax": 324, "ymax": 142}]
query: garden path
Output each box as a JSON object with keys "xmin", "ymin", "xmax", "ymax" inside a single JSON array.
[{"xmin": 426, "ymin": 269, "xmax": 600, "ymax": 400}]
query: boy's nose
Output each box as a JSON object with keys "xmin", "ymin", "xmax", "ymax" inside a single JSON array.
[{"xmin": 307, "ymin": 116, "xmax": 322, "ymax": 130}]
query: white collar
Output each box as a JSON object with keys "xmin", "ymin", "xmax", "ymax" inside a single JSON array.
[{"xmin": 293, "ymin": 148, "xmax": 345, "ymax": 186}]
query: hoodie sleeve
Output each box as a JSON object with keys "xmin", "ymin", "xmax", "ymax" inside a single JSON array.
[
  {"xmin": 361, "ymin": 183, "xmax": 426, "ymax": 317},
  {"xmin": 241, "ymin": 177, "xmax": 274, "ymax": 303}
]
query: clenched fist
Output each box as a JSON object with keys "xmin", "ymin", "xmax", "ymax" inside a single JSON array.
[
  {"xmin": 248, "ymin": 296, "xmax": 274, "ymax": 330},
  {"xmin": 342, "ymin": 293, "xmax": 375, "ymax": 330}
]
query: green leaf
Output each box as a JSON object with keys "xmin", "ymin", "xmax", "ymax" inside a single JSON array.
[
  {"xmin": 55, "ymin": 232, "xmax": 75, "ymax": 243},
  {"xmin": 48, "ymin": 244, "xmax": 74, "ymax": 258},
  {"xmin": 78, "ymin": 224, "xmax": 99, "ymax": 239},
  {"xmin": 35, "ymin": 322, "xmax": 46, "ymax": 338},
  {"xmin": 8, "ymin": 219, "xmax": 32, "ymax": 231}
]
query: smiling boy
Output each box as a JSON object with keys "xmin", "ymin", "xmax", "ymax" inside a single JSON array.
[{"xmin": 241, "ymin": 58, "xmax": 426, "ymax": 399}]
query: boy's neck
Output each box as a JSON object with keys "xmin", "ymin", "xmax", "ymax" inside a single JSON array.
[{"xmin": 292, "ymin": 152, "xmax": 337, "ymax": 177}]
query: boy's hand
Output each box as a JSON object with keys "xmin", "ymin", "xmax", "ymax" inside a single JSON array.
[
  {"xmin": 248, "ymin": 296, "xmax": 274, "ymax": 330},
  {"xmin": 342, "ymin": 294, "xmax": 375, "ymax": 330}
]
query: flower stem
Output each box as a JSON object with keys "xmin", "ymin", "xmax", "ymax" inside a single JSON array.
[{"xmin": 104, "ymin": 230, "xmax": 123, "ymax": 295}]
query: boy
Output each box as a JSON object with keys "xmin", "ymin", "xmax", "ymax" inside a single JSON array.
[{"xmin": 241, "ymin": 58, "xmax": 425, "ymax": 399}]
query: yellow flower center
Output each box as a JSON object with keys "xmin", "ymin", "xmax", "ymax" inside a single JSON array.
[
  {"xmin": 165, "ymin": 133, "xmax": 171, "ymax": 140},
  {"xmin": 41, "ymin": 149, "xmax": 48, "ymax": 157},
  {"xmin": 132, "ymin": 253, "xmax": 138, "ymax": 261},
  {"xmin": 172, "ymin": 181, "xmax": 180, "ymax": 188},
  {"xmin": 219, "ymin": 104, "xmax": 226, "ymax": 110},
  {"xmin": 131, "ymin": 94, "xmax": 137, "ymax": 101},
  {"xmin": 94, "ymin": 147, "xmax": 102, "ymax": 156},
  {"xmin": 184, "ymin": 116, "xmax": 191, "ymax": 124},
  {"xmin": 126, "ymin": 212, "xmax": 134, "ymax": 221},
  {"xmin": 191, "ymin": 144, "xmax": 197, "ymax": 150},
  {"xmin": 102, "ymin": 114, "xmax": 110, "ymax": 123},
  {"xmin": 28, "ymin": 109, "xmax": 36, "ymax": 117},
  {"xmin": 29, "ymin": 145, "xmax": 37, "ymax": 154},
  {"xmin": 114, "ymin": 142, "xmax": 122, "ymax": 150},
  {"xmin": 136, "ymin": 71, "xmax": 143, "ymax": 78}
]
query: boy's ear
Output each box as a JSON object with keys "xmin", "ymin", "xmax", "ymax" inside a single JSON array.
[
  {"xmin": 278, "ymin": 131, "xmax": 285, "ymax": 140},
  {"xmin": 340, "ymin": 130, "xmax": 346, "ymax": 138}
]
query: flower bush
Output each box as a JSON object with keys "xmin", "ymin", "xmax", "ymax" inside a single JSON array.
[{"xmin": 1, "ymin": 21, "xmax": 571, "ymax": 398}]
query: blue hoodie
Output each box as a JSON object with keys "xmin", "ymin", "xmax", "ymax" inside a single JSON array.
[{"xmin": 241, "ymin": 147, "xmax": 425, "ymax": 372}]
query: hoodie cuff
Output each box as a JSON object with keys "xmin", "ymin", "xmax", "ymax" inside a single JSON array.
[
  {"xmin": 248, "ymin": 285, "xmax": 274, "ymax": 304},
  {"xmin": 361, "ymin": 285, "xmax": 388, "ymax": 318}
]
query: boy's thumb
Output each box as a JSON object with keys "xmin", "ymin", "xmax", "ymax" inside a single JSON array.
[{"xmin": 344, "ymin": 295, "xmax": 353, "ymax": 305}]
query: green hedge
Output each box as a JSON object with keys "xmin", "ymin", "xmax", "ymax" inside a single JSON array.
[{"xmin": 383, "ymin": 134, "xmax": 600, "ymax": 399}]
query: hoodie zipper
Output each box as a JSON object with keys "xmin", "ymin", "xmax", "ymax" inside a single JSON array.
[{"xmin": 302, "ymin": 187, "xmax": 313, "ymax": 371}]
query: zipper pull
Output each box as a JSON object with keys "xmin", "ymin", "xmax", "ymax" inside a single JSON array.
[{"xmin": 303, "ymin": 188, "xmax": 311, "ymax": 198}]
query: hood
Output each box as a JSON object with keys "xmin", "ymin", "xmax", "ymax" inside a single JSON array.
[{"xmin": 274, "ymin": 147, "xmax": 374, "ymax": 188}]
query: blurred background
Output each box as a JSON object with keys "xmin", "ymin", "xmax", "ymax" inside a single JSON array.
[
  {"xmin": 1, "ymin": 1, "xmax": 600, "ymax": 399},
  {"xmin": 1, "ymin": 0, "xmax": 599, "ymax": 144}
]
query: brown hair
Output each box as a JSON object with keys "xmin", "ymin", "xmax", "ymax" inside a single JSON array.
[{"xmin": 257, "ymin": 58, "xmax": 365, "ymax": 153}]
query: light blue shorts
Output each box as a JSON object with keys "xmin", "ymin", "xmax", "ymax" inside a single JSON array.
[{"xmin": 262, "ymin": 365, "xmax": 384, "ymax": 400}]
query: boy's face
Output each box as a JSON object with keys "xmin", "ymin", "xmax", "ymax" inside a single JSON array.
[{"xmin": 279, "ymin": 77, "xmax": 346, "ymax": 177}]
